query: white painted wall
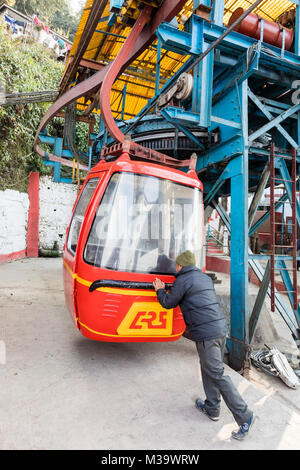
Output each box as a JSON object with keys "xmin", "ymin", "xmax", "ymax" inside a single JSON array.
[
  {"xmin": 0, "ymin": 190, "xmax": 29, "ymax": 255},
  {"xmin": 39, "ymin": 176, "xmax": 78, "ymax": 253}
]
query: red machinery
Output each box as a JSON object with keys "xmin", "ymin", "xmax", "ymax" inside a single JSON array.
[
  {"xmin": 228, "ymin": 7, "xmax": 294, "ymax": 51},
  {"xmin": 63, "ymin": 152, "xmax": 204, "ymax": 342}
]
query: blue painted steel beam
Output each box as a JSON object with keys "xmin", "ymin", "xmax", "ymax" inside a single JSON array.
[
  {"xmin": 248, "ymin": 102, "xmax": 300, "ymax": 146},
  {"xmin": 94, "ymin": 29, "xmax": 127, "ymax": 39},
  {"xmin": 53, "ymin": 162, "xmax": 61, "ymax": 182},
  {"xmin": 277, "ymin": 259, "xmax": 300, "ymax": 326},
  {"xmin": 39, "ymin": 134, "xmax": 57, "ymax": 145},
  {"xmin": 109, "ymin": 0, "xmax": 123, "ymax": 11},
  {"xmin": 160, "ymin": 109, "xmax": 205, "ymax": 149},
  {"xmin": 161, "ymin": 106, "xmax": 241, "ymax": 129},
  {"xmin": 249, "ymin": 254, "xmax": 296, "ymax": 261},
  {"xmin": 191, "ymin": 15, "xmax": 213, "ymax": 127},
  {"xmin": 248, "ymin": 88, "xmax": 299, "ymax": 150},
  {"xmin": 53, "ymin": 137, "xmax": 63, "ymax": 182},
  {"xmin": 60, "ymin": 177, "xmax": 73, "ymax": 184},
  {"xmin": 275, "ymin": 158, "xmax": 300, "ymax": 227},
  {"xmin": 39, "ymin": 133, "xmax": 89, "ymax": 162},
  {"xmin": 156, "ymin": 21, "xmax": 300, "ymax": 69},
  {"xmin": 196, "ymin": 135, "xmax": 243, "ymax": 171},
  {"xmin": 211, "ymin": 0, "xmax": 225, "ymax": 26},
  {"xmin": 204, "ymin": 156, "xmax": 242, "ymax": 204},
  {"xmin": 121, "ymin": 84, "xmax": 127, "ymax": 121},
  {"xmin": 228, "ymin": 81, "xmax": 249, "ymax": 371},
  {"xmin": 155, "ymin": 38, "xmax": 162, "ymax": 97},
  {"xmin": 156, "ymin": 23, "xmax": 191, "ymax": 55},
  {"xmin": 43, "ymin": 160, "xmax": 55, "ymax": 167},
  {"xmin": 213, "ymin": 46, "xmax": 260, "ymax": 104}
]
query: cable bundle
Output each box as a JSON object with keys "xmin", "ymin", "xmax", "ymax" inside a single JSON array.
[
  {"xmin": 250, "ymin": 349, "xmax": 279, "ymax": 377},
  {"xmin": 251, "ymin": 346, "xmax": 300, "ymax": 389}
]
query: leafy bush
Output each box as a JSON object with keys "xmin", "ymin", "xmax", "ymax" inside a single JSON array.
[{"xmin": 0, "ymin": 18, "xmax": 64, "ymax": 192}]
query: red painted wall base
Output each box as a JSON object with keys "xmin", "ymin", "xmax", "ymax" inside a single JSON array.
[
  {"xmin": 26, "ymin": 172, "xmax": 39, "ymax": 257},
  {"xmin": 0, "ymin": 172, "xmax": 40, "ymax": 264},
  {"xmin": 206, "ymin": 255, "xmax": 231, "ymax": 274},
  {"xmin": 0, "ymin": 249, "xmax": 26, "ymax": 264}
]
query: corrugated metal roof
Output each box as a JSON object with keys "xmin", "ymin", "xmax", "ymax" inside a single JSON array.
[
  {"xmin": 223, "ymin": 0, "xmax": 296, "ymax": 24},
  {"xmin": 67, "ymin": 0, "xmax": 296, "ymax": 119}
]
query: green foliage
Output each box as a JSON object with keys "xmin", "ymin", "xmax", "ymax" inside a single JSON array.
[
  {"xmin": 76, "ymin": 121, "xmax": 89, "ymax": 153},
  {"xmin": 0, "ymin": 19, "xmax": 64, "ymax": 192}
]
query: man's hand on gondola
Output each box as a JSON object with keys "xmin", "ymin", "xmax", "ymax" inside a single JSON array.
[{"xmin": 153, "ymin": 278, "xmax": 165, "ymax": 291}]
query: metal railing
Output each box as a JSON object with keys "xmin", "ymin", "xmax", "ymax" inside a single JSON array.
[{"xmin": 206, "ymin": 224, "xmax": 230, "ymax": 255}]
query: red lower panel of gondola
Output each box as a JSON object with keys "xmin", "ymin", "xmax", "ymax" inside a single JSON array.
[{"xmin": 63, "ymin": 261, "xmax": 185, "ymax": 342}]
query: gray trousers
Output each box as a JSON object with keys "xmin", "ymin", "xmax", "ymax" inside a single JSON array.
[{"xmin": 196, "ymin": 336, "xmax": 253, "ymax": 426}]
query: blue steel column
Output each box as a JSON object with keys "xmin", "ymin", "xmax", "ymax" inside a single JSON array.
[
  {"xmin": 211, "ymin": 0, "xmax": 225, "ymax": 26},
  {"xmin": 121, "ymin": 84, "xmax": 127, "ymax": 121},
  {"xmin": 53, "ymin": 137, "xmax": 62, "ymax": 183},
  {"xmin": 228, "ymin": 80, "xmax": 249, "ymax": 371},
  {"xmin": 155, "ymin": 38, "xmax": 162, "ymax": 97},
  {"xmin": 192, "ymin": 0, "xmax": 213, "ymax": 127}
]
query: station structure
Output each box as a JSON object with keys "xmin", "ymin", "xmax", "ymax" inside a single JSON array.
[{"xmin": 34, "ymin": 0, "xmax": 300, "ymax": 370}]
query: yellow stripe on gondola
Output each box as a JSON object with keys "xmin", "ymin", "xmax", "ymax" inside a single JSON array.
[
  {"xmin": 78, "ymin": 320, "xmax": 183, "ymax": 338},
  {"xmin": 63, "ymin": 260, "xmax": 157, "ymax": 297}
]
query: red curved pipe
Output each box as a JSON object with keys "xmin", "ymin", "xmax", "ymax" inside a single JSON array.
[{"xmin": 34, "ymin": 0, "xmax": 187, "ymax": 164}]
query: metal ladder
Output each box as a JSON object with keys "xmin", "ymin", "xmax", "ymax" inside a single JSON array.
[{"xmin": 270, "ymin": 143, "xmax": 298, "ymax": 312}]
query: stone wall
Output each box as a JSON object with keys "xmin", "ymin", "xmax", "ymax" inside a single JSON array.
[{"xmin": 39, "ymin": 176, "xmax": 78, "ymax": 254}]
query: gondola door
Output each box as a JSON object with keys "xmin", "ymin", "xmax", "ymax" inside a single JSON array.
[{"xmin": 63, "ymin": 174, "xmax": 105, "ymax": 327}]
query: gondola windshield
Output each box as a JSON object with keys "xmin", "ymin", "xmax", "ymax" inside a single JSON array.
[{"xmin": 84, "ymin": 172, "xmax": 203, "ymax": 274}]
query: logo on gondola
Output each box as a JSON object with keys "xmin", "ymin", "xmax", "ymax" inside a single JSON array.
[{"xmin": 117, "ymin": 302, "xmax": 173, "ymax": 336}]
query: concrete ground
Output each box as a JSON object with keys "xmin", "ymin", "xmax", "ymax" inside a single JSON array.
[{"xmin": 1, "ymin": 258, "xmax": 300, "ymax": 450}]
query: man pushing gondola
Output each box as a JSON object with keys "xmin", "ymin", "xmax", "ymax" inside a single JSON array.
[{"xmin": 153, "ymin": 250, "xmax": 255, "ymax": 441}]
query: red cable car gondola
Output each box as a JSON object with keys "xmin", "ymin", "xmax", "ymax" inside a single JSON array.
[{"xmin": 63, "ymin": 152, "xmax": 204, "ymax": 342}]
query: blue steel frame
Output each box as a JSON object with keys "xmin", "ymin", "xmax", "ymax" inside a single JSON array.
[
  {"xmin": 123, "ymin": 0, "xmax": 300, "ymax": 369},
  {"xmin": 39, "ymin": 129, "xmax": 96, "ymax": 183}
]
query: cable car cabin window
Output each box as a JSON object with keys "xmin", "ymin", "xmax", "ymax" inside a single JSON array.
[
  {"xmin": 84, "ymin": 172, "xmax": 203, "ymax": 275},
  {"xmin": 67, "ymin": 178, "xmax": 99, "ymax": 255}
]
